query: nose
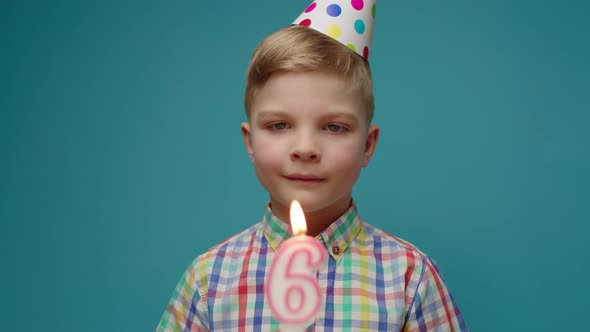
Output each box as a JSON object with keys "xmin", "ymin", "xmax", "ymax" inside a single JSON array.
[{"xmin": 290, "ymin": 131, "xmax": 321, "ymax": 162}]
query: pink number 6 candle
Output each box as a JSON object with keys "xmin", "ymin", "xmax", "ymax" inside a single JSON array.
[{"xmin": 265, "ymin": 200, "xmax": 328, "ymax": 331}]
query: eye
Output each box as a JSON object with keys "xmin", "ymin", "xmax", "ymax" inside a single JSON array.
[
  {"xmin": 268, "ymin": 122, "xmax": 289, "ymax": 131},
  {"xmin": 325, "ymin": 123, "xmax": 348, "ymax": 133}
]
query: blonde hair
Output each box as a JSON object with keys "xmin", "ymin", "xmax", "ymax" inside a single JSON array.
[{"xmin": 244, "ymin": 25, "xmax": 374, "ymax": 122}]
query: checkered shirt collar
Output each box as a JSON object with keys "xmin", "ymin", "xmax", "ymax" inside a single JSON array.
[{"xmin": 262, "ymin": 201, "xmax": 362, "ymax": 260}]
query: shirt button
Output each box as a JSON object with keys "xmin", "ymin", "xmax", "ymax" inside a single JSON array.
[{"xmin": 332, "ymin": 246, "xmax": 340, "ymax": 255}]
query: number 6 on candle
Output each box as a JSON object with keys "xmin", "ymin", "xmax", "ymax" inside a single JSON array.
[{"xmin": 265, "ymin": 237, "xmax": 327, "ymax": 324}]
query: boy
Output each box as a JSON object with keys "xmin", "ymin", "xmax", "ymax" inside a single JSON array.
[{"xmin": 157, "ymin": 1, "xmax": 467, "ymax": 331}]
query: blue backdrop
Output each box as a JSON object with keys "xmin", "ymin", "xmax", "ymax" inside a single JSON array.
[{"xmin": 2, "ymin": 0, "xmax": 588, "ymax": 330}]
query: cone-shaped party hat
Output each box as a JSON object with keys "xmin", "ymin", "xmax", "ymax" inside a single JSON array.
[{"xmin": 292, "ymin": 0, "xmax": 377, "ymax": 60}]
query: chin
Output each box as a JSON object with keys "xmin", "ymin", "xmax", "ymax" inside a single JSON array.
[
  {"xmin": 276, "ymin": 195, "xmax": 323, "ymax": 212},
  {"xmin": 293, "ymin": 197, "xmax": 345, "ymax": 214}
]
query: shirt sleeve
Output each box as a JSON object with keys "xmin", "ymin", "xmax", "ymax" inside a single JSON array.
[
  {"xmin": 156, "ymin": 261, "xmax": 210, "ymax": 332},
  {"xmin": 404, "ymin": 256, "xmax": 468, "ymax": 332}
]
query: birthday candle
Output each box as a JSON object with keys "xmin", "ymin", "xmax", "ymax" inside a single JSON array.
[{"xmin": 265, "ymin": 200, "xmax": 328, "ymax": 332}]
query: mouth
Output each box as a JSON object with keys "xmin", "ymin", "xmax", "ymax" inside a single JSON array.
[{"xmin": 285, "ymin": 174, "xmax": 325, "ymax": 183}]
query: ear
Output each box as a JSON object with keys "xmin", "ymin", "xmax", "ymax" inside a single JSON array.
[
  {"xmin": 241, "ymin": 122, "xmax": 254, "ymax": 159},
  {"xmin": 362, "ymin": 124, "xmax": 379, "ymax": 167}
]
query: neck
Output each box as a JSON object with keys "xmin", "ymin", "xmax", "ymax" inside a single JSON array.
[{"xmin": 303, "ymin": 209, "xmax": 342, "ymax": 237}]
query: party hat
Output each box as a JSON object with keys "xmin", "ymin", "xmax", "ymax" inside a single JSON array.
[{"xmin": 292, "ymin": 0, "xmax": 377, "ymax": 60}]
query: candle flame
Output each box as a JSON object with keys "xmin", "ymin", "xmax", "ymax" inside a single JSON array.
[{"xmin": 290, "ymin": 200, "xmax": 307, "ymax": 235}]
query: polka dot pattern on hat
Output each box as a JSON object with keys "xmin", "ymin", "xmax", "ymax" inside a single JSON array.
[
  {"xmin": 354, "ymin": 19, "xmax": 365, "ymax": 34},
  {"xmin": 326, "ymin": 4, "xmax": 342, "ymax": 17},
  {"xmin": 292, "ymin": 0, "xmax": 377, "ymax": 60},
  {"xmin": 299, "ymin": 18, "xmax": 312, "ymax": 27},
  {"xmin": 351, "ymin": 0, "xmax": 364, "ymax": 11},
  {"xmin": 326, "ymin": 24, "xmax": 342, "ymax": 38}
]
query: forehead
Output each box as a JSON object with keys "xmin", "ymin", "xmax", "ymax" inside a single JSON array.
[{"xmin": 250, "ymin": 71, "xmax": 365, "ymax": 120}]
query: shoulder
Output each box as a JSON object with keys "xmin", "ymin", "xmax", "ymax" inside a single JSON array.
[
  {"xmin": 194, "ymin": 222, "xmax": 262, "ymax": 268},
  {"xmin": 157, "ymin": 223, "xmax": 264, "ymax": 330},
  {"xmin": 173, "ymin": 222, "xmax": 263, "ymax": 303},
  {"xmin": 359, "ymin": 221, "xmax": 439, "ymax": 280},
  {"xmin": 359, "ymin": 222, "xmax": 466, "ymax": 329},
  {"xmin": 361, "ymin": 221, "xmax": 429, "ymax": 259},
  {"xmin": 361, "ymin": 221, "xmax": 454, "ymax": 291}
]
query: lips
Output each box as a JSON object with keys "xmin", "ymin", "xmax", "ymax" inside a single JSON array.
[{"xmin": 285, "ymin": 174, "xmax": 324, "ymax": 183}]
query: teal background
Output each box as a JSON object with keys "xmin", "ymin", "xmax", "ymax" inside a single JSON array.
[{"xmin": 2, "ymin": 0, "xmax": 588, "ymax": 331}]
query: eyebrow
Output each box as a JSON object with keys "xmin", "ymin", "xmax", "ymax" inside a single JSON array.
[
  {"xmin": 252, "ymin": 111, "xmax": 292, "ymax": 123},
  {"xmin": 253, "ymin": 109, "xmax": 363, "ymax": 125},
  {"xmin": 319, "ymin": 110, "xmax": 362, "ymax": 123},
  {"xmin": 255, "ymin": 110, "xmax": 290, "ymax": 118}
]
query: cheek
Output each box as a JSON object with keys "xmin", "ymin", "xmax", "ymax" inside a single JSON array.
[
  {"xmin": 325, "ymin": 142, "xmax": 366, "ymax": 176},
  {"xmin": 331, "ymin": 141, "xmax": 365, "ymax": 163},
  {"xmin": 252, "ymin": 137, "xmax": 284, "ymax": 168}
]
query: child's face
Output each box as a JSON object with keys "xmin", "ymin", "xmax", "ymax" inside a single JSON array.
[{"xmin": 241, "ymin": 70, "xmax": 379, "ymax": 223}]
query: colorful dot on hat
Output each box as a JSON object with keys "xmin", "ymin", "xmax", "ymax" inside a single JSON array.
[
  {"xmin": 354, "ymin": 19, "xmax": 365, "ymax": 34},
  {"xmin": 326, "ymin": 4, "xmax": 342, "ymax": 17},
  {"xmin": 351, "ymin": 0, "xmax": 364, "ymax": 11},
  {"xmin": 326, "ymin": 24, "xmax": 342, "ymax": 39},
  {"xmin": 372, "ymin": 3, "xmax": 376, "ymax": 17},
  {"xmin": 299, "ymin": 18, "xmax": 312, "ymax": 27},
  {"xmin": 363, "ymin": 46, "xmax": 369, "ymax": 59},
  {"xmin": 347, "ymin": 44, "xmax": 356, "ymax": 52},
  {"xmin": 305, "ymin": 2, "xmax": 317, "ymax": 13}
]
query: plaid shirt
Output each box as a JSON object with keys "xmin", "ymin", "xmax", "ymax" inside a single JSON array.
[{"xmin": 157, "ymin": 203, "xmax": 467, "ymax": 331}]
